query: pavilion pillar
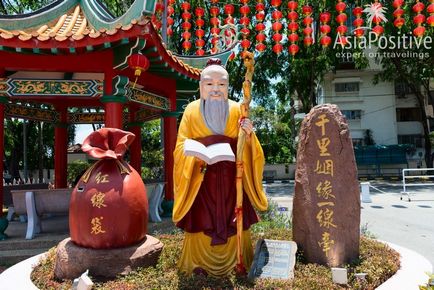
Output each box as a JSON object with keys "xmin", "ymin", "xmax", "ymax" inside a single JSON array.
[
  {"xmin": 54, "ymin": 107, "xmax": 68, "ymax": 188},
  {"xmin": 127, "ymin": 106, "xmax": 142, "ymax": 173},
  {"xmin": 0, "ymin": 97, "xmax": 6, "ymax": 213},
  {"xmin": 162, "ymin": 89, "xmax": 179, "ymax": 201},
  {"xmin": 102, "ymin": 75, "xmax": 128, "ymax": 129}
]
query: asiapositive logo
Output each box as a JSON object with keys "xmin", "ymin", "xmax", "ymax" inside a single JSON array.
[{"xmin": 334, "ymin": 3, "xmax": 432, "ymax": 60}]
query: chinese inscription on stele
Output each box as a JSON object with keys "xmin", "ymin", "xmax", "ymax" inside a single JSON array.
[
  {"xmin": 248, "ymin": 239, "xmax": 297, "ymax": 280},
  {"xmin": 292, "ymin": 104, "xmax": 361, "ymax": 267}
]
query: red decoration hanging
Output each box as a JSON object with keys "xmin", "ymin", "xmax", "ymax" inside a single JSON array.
[
  {"xmin": 393, "ymin": 0, "xmax": 405, "ymax": 29},
  {"xmin": 302, "ymin": 4, "xmax": 313, "ymax": 47},
  {"xmin": 255, "ymin": 0, "xmax": 266, "ymax": 52},
  {"xmin": 287, "ymin": 1, "xmax": 299, "ymax": 56},
  {"xmin": 195, "ymin": 7, "xmax": 205, "ymax": 55},
  {"xmin": 428, "ymin": 0, "xmax": 434, "ymax": 27},
  {"xmin": 320, "ymin": 11, "xmax": 332, "ymax": 47},
  {"xmin": 152, "ymin": 0, "xmax": 164, "ymax": 31},
  {"xmin": 352, "ymin": 6, "xmax": 364, "ymax": 38},
  {"xmin": 128, "ymin": 53, "xmax": 150, "ymax": 88},
  {"xmin": 210, "ymin": 2, "xmax": 220, "ymax": 54},
  {"xmin": 413, "ymin": 0, "xmax": 426, "ymax": 37},
  {"xmin": 335, "ymin": 0, "xmax": 348, "ymax": 46},
  {"xmin": 240, "ymin": 0, "xmax": 251, "ymax": 52},
  {"xmin": 181, "ymin": 2, "xmax": 192, "ymax": 52},
  {"xmin": 271, "ymin": 0, "xmax": 283, "ymax": 54},
  {"xmin": 166, "ymin": 0, "xmax": 175, "ymax": 37},
  {"xmin": 370, "ymin": 1, "xmax": 385, "ymax": 36}
]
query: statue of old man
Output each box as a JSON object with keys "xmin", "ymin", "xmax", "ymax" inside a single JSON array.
[{"xmin": 173, "ymin": 58, "xmax": 268, "ymax": 277}]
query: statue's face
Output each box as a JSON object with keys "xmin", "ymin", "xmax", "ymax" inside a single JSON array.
[{"xmin": 200, "ymin": 65, "xmax": 229, "ymax": 100}]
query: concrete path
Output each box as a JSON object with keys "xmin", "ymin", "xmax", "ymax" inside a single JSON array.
[{"xmin": 265, "ymin": 181, "xmax": 434, "ymax": 268}]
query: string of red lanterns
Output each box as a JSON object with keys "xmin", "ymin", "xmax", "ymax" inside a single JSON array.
[
  {"xmin": 210, "ymin": 0, "xmax": 220, "ymax": 54},
  {"xmin": 393, "ymin": 0, "xmax": 405, "ymax": 30},
  {"xmin": 255, "ymin": 0, "xmax": 266, "ymax": 52},
  {"xmin": 319, "ymin": 10, "xmax": 332, "ymax": 47},
  {"xmin": 335, "ymin": 0, "xmax": 347, "ymax": 46},
  {"xmin": 195, "ymin": 7, "xmax": 205, "ymax": 55},
  {"xmin": 166, "ymin": 0, "xmax": 175, "ymax": 37},
  {"xmin": 271, "ymin": 0, "xmax": 283, "ymax": 54},
  {"xmin": 287, "ymin": 1, "xmax": 299, "ymax": 57},
  {"xmin": 428, "ymin": 0, "xmax": 434, "ymax": 27},
  {"xmin": 240, "ymin": 0, "xmax": 251, "ymax": 52},
  {"xmin": 371, "ymin": 1, "xmax": 385, "ymax": 35},
  {"xmin": 181, "ymin": 1, "xmax": 192, "ymax": 52},
  {"xmin": 413, "ymin": 0, "xmax": 426, "ymax": 37},
  {"xmin": 152, "ymin": 0, "xmax": 164, "ymax": 31},
  {"xmin": 302, "ymin": 4, "xmax": 313, "ymax": 47},
  {"xmin": 353, "ymin": 5, "xmax": 364, "ymax": 38}
]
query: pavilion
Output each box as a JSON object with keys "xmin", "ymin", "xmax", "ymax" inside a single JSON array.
[{"xmin": 0, "ymin": 0, "xmax": 232, "ymax": 212}]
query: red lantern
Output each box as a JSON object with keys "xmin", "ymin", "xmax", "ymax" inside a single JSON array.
[
  {"xmin": 372, "ymin": 25, "xmax": 384, "ymax": 35},
  {"xmin": 302, "ymin": 4, "xmax": 313, "ymax": 47},
  {"xmin": 195, "ymin": 6, "xmax": 205, "ymax": 55},
  {"xmin": 210, "ymin": 3, "xmax": 220, "ymax": 54},
  {"xmin": 428, "ymin": 1, "xmax": 434, "ymax": 27},
  {"xmin": 335, "ymin": 0, "xmax": 348, "ymax": 44},
  {"xmin": 181, "ymin": 1, "xmax": 192, "ymax": 52},
  {"xmin": 353, "ymin": 5, "xmax": 364, "ymax": 38},
  {"xmin": 289, "ymin": 44, "xmax": 299, "ymax": 56},
  {"xmin": 128, "ymin": 54, "xmax": 150, "ymax": 78},
  {"xmin": 427, "ymin": 15, "xmax": 434, "ymax": 27},
  {"xmin": 256, "ymin": 43, "xmax": 266, "ymax": 52},
  {"xmin": 287, "ymin": 1, "xmax": 298, "ymax": 11},
  {"xmin": 320, "ymin": 36, "xmax": 332, "ymax": 47},
  {"xmin": 273, "ymin": 43, "xmax": 283, "ymax": 54},
  {"xmin": 413, "ymin": 26, "xmax": 426, "ymax": 37},
  {"xmin": 239, "ymin": 1, "xmax": 250, "ymax": 53}
]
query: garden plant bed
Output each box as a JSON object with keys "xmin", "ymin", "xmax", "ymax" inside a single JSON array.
[{"xmin": 31, "ymin": 229, "xmax": 400, "ymax": 289}]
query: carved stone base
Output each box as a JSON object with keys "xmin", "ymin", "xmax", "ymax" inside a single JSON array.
[{"xmin": 54, "ymin": 235, "xmax": 163, "ymax": 280}]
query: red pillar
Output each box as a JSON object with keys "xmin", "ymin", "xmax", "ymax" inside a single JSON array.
[
  {"xmin": 163, "ymin": 88, "xmax": 178, "ymax": 200},
  {"xmin": 54, "ymin": 107, "xmax": 68, "ymax": 188},
  {"xmin": 0, "ymin": 99, "xmax": 5, "ymax": 212},
  {"xmin": 128, "ymin": 106, "xmax": 142, "ymax": 173},
  {"xmin": 102, "ymin": 72, "xmax": 126, "ymax": 129}
]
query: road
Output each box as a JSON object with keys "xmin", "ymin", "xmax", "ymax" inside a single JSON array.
[{"xmin": 265, "ymin": 181, "xmax": 434, "ymax": 267}]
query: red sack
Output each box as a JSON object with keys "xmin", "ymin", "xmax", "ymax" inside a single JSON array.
[{"xmin": 69, "ymin": 128, "xmax": 148, "ymax": 249}]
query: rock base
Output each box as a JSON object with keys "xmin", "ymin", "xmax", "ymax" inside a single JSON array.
[{"xmin": 54, "ymin": 235, "xmax": 163, "ymax": 280}]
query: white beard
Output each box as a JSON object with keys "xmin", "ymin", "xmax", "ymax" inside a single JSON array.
[{"xmin": 200, "ymin": 98, "xmax": 229, "ymax": 135}]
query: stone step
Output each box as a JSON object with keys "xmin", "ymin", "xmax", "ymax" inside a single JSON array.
[{"xmin": 0, "ymin": 248, "xmax": 48, "ymax": 265}]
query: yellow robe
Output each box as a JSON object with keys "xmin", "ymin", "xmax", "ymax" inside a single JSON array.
[{"xmin": 173, "ymin": 99, "xmax": 268, "ymax": 277}]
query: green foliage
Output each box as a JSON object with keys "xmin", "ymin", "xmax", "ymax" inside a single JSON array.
[
  {"xmin": 31, "ymin": 232, "xmax": 400, "ymax": 290},
  {"xmin": 419, "ymin": 272, "xmax": 434, "ymax": 290},
  {"xmin": 67, "ymin": 160, "xmax": 91, "ymax": 187},
  {"xmin": 140, "ymin": 120, "xmax": 164, "ymax": 180},
  {"xmin": 251, "ymin": 199, "xmax": 291, "ymax": 235}
]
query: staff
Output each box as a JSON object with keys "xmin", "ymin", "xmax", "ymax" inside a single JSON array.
[{"xmin": 235, "ymin": 51, "xmax": 255, "ymax": 275}]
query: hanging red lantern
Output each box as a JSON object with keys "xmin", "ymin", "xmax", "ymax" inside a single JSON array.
[
  {"xmin": 370, "ymin": 1, "xmax": 385, "ymax": 36},
  {"xmin": 224, "ymin": 4, "xmax": 235, "ymax": 24},
  {"xmin": 166, "ymin": 0, "xmax": 175, "ymax": 37},
  {"xmin": 128, "ymin": 54, "xmax": 150, "ymax": 88},
  {"xmin": 271, "ymin": 0, "xmax": 283, "ymax": 54},
  {"xmin": 413, "ymin": 0, "xmax": 426, "ymax": 37},
  {"xmin": 287, "ymin": 0, "xmax": 299, "ymax": 56},
  {"xmin": 335, "ymin": 0, "xmax": 348, "ymax": 45},
  {"xmin": 152, "ymin": 0, "xmax": 164, "ymax": 31}
]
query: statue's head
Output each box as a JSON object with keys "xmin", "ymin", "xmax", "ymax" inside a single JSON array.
[
  {"xmin": 200, "ymin": 58, "xmax": 229, "ymax": 101},
  {"xmin": 199, "ymin": 58, "xmax": 229, "ymax": 135}
]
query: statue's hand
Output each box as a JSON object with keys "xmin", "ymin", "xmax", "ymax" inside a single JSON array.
[{"xmin": 240, "ymin": 118, "xmax": 253, "ymax": 136}]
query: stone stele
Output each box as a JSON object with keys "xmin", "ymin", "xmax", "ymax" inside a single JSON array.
[
  {"xmin": 54, "ymin": 235, "xmax": 163, "ymax": 280},
  {"xmin": 292, "ymin": 104, "xmax": 360, "ymax": 266}
]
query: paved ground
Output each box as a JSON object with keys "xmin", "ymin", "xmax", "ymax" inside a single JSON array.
[{"xmin": 265, "ymin": 181, "xmax": 434, "ymax": 267}]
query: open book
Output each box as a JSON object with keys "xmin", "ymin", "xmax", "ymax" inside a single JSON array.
[{"xmin": 184, "ymin": 139, "xmax": 235, "ymax": 165}]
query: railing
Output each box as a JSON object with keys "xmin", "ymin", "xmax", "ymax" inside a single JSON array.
[{"xmin": 401, "ymin": 168, "xmax": 434, "ymax": 201}]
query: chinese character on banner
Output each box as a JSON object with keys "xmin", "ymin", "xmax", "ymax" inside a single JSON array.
[
  {"xmin": 316, "ymin": 207, "xmax": 337, "ymax": 229},
  {"xmin": 314, "ymin": 160, "xmax": 334, "ymax": 176},
  {"xmin": 318, "ymin": 232, "xmax": 335, "ymax": 257},
  {"xmin": 95, "ymin": 172, "xmax": 110, "ymax": 184},
  {"xmin": 90, "ymin": 216, "xmax": 106, "ymax": 235},
  {"xmin": 315, "ymin": 114, "xmax": 330, "ymax": 136},
  {"xmin": 317, "ymin": 137, "xmax": 331, "ymax": 156},
  {"xmin": 91, "ymin": 192, "xmax": 107, "ymax": 208},
  {"xmin": 316, "ymin": 180, "xmax": 335, "ymax": 199}
]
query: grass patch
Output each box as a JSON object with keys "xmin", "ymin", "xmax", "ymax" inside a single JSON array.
[{"xmin": 31, "ymin": 233, "xmax": 400, "ymax": 289}]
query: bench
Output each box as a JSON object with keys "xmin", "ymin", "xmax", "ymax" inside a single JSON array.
[
  {"xmin": 10, "ymin": 189, "xmax": 72, "ymax": 239},
  {"xmin": 146, "ymin": 182, "xmax": 165, "ymax": 223},
  {"xmin": 263, "ymin": 170, "xmax": 277, "ymax": 184}
]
